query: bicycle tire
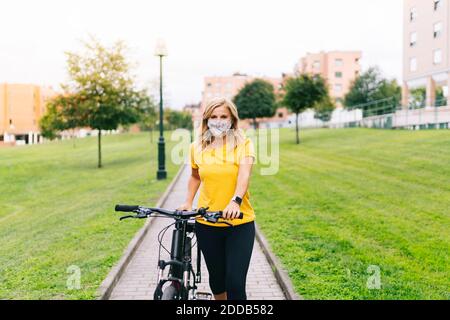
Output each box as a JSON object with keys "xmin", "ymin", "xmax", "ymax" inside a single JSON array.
[{"xmin": 161, "ymin": 284, "xmax": 179, "ymax": 300}]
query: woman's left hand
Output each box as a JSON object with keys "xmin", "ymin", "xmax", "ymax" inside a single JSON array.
[{"xmin": 223, "ymin": 201, "xmax": 241, "ymax": 220}]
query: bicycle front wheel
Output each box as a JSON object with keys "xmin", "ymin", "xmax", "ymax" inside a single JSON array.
[{"xmin": 161, "ymin": 283, "xmax": 180, "ymax": 300}]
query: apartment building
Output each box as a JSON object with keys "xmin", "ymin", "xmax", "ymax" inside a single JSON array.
[
  {"xmin": 296, "ymin": 51, "xmax": 362, "ymax": 107},
  {"xmin": 403, "ymin": 0, "xmax": 450, "ymax": 107},
  {"xmin": 0, "ymin": 83, "xmax": 55, "ymax": 145},
  {"xmin": 200, "ymin": 73, "xmax": 287, "ymax": 129}
]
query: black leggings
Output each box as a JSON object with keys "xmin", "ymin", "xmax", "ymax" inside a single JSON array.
[{"xmin": 195, "ymin": 221, "xmax": 255, "ymax": 300}]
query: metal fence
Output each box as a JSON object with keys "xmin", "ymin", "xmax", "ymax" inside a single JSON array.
[{"xmin": 293, "ymin": 97, "xmax": 450, "ymax": 130}]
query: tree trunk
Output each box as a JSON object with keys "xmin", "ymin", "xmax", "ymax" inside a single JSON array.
[
  {"xmin": 98, "ymin": 129, "xmax": 102, "ymax": 168},
  {"xmin": 253, "ymin": 118, "xmax": 257, "ymax": 130},
  {"xmin": 72, "ymin": 129, "xmax": 76, "ymax": 148},
  {"xmin": 295, "ymin": 112, "xmax": 300, "ymax": 144}
]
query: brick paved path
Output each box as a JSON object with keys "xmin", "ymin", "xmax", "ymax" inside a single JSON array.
[{"xmin": 109, "ymin": 166, "xmax": 285, "ymax": 300}]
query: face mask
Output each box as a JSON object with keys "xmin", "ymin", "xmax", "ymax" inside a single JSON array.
[{"xmin": 207, "ymin": 119, "xmax": 232, "ymax": 137}]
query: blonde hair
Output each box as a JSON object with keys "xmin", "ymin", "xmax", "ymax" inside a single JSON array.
[{"xmin": 198, "ymin": 97, "xmax": 245, "ymax": 150}]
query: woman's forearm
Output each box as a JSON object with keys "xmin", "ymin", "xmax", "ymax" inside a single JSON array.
[
  {"xmin": 234, "ymin": 158, "xmax": 254, "ymax": 198},
  {"xmin": 234, "ymin": 171, "xmax": 250, "ymax": 198}
]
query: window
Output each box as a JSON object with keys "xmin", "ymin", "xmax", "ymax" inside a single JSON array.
[
  {"xmin": 335, "ymin": 59, "xmax": 344, "ymax": 67},
  {"xmin": 434, "ymin": 0, "xmax": 442, "ymax": 11},
  {"xmin": 410, "ymin": 57, "xmax": 417, "ymax": 72},
  {"xmin": 335, "ymin": 72, "xmax": 343, "ymax": 78},
  {"xmin": 410, "ymin": 32, "xmax": 417, "ymax": 47},
  {"xmin": 207, "ymin": 82, "xmax": 212, "ymax": 87},
  {"xmin": 278, "ymin": 112, "xmax": 284, "ymax": 118},
  {"xmin": 334, "ymin": 84, "xmax": 343, "ymax": 93},
  {"xmin": 434, "ymin": 22, "xmax": 442, "ymax": 38},
  {"xmin": 410, "ymin": 7, "xmax": 418, "ymax": 22},
  {"xmin": 313, "ymin": 61, "xmax": 321, "ymax": 70},
  {"xmin": 433, "ymin": 49, "xmax": 442, "ymax": 65}
]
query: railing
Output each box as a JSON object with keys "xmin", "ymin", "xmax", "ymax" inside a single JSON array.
[
  {"xmin": 347, "ymin": 97, "xmax": 398, "ymax": 117},
  {"xmin": 292, "ymin": 96, "xmax": 450, "ymax": 130}
]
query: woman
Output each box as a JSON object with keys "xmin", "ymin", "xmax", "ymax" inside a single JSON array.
[{"xmin": 178, "ymin": 97, "xmax": 256, "ymax": 300}]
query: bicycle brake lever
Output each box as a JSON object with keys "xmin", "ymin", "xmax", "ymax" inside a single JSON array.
[
  {"xmin": 203, "ymin": 212, "xmax": 218, "ymax": 223},
  {"xmin": 203, "ymin": 216, "xmax": 218, "ymax": 223},
  {"xmin": 120, "ymin": 213, "xmax": 149, "ymax": 220},
  {"xmin": 120, "ymin": 215, "xmax": 134, "ymax": 220},
  {"xmin": 203, "ymin": 213, "xmax": 233, "ymax": 227}
]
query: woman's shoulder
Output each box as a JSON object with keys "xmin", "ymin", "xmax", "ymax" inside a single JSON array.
[
  {"xmin": 237, "ymin": 136, "xmax": 253, "ymax": 148},
  {"xmin": 190, "ymin": 141, "xmax": 200, "ymax": 153}
]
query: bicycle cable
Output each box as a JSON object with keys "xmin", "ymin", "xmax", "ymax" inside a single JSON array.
[{"xmin": 157, "ymin": 221, "xmax": 177, "ymax": 257}]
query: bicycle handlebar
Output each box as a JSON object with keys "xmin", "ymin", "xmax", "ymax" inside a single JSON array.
[
  {"xmin": 115, "ymin": 204, "xmax": 244, "ymax": 225},
  {"xmin": 115, "ymin": 204, "xmax": 139, "ymax": 212}
]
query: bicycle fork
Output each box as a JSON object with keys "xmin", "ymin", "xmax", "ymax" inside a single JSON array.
[{"xmin": 154, "ymin": 221, "xmax": 211, "ymax": 300}]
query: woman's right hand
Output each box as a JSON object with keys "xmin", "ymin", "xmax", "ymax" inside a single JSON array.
[{"xmin": 177, "ymin": 203, "xmax": 192, "ymax": 211}]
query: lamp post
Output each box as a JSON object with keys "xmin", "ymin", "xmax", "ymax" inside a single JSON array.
[{"xmin": 155, "ymin": 39, "xmax": 168, "ymax": 180}]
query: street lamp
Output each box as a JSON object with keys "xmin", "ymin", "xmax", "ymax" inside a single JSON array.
[{"xmin": 155, "ymin": 38, "xmax": 168, "ymax": 180}]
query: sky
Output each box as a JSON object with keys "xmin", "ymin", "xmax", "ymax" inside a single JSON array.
[{"xmin": 0, "ymin": 0, "xmax": 404, "ymax": 109}]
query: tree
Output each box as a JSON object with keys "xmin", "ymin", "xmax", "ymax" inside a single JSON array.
[
  {"xmin": 164, "ymin": 109, "xmax": 193, "ymax": 130},
  {"xmin": 40, "ymin": 102, "xmax": 66, "ymax": 140},
  {"xmin": 40, "ymin": 94, "xmax": 85, "ymax": 147},
  {"xmin": 139, "ymin": 97, "xmax": 158, "ymax": 143},
  {"xmin": 282, "ymin": 74, "xmax": 328, "ymax": 144},
  {"xmin": 344, "ymin": 67, "xmax": 401, "ymax": 115},
  {"xmin": 314, "ymin": 95, "xmax": 336, "ymax": 123},
  {"xmin": 409, "ymin": 87, "xmax": 426, "ymax": 108},
  {"xmin": 233, "ymin": 79, "xmax": 277, "ymax": 129},
  {"xmin": 436, "ymin": 87, "xmax": 446, "ymax": 107},
  {"xmin": 42, "ymin": 37, "xmax": 148, "ymax": 168}
]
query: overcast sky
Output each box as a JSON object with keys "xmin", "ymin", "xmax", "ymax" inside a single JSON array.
[{"xmin": 0, "ymin": 0, "xmax": 403, "ymax": 109}]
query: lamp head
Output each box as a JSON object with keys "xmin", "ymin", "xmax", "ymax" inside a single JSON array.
[{"xmin": 154, "ymin": 38, "xmax": 168, "ymax": 57}]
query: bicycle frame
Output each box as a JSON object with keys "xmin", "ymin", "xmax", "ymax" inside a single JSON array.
[
  {"xmin": 153, "ymin": 218, "xmax": 202, "ymax": 300},
  {"xmin": 115, "ymin": 205, "xmax": 242, "ymax": 300}
]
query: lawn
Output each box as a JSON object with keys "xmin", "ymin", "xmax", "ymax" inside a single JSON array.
[
  {"xmin": 1, "ymin": 128, "xmax": 448, "ymax": 300},
  {"xmin": 0, "ymin": 132, "xmax": 179, "ymax": 299},
  {"xmin": 252, "ymin": 128, "xmax": 450, "ymax": 300}
]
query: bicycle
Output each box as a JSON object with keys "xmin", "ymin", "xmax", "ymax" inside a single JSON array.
[{"xmin": 115, "ymin": 204, "xmax": 243, "ymax": 300}]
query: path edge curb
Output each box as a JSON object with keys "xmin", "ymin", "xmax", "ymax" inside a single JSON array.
[
  {"xmin": 97, "ymin": 165, "xmax": 186, "ymax": 300},
  {"xmin": 254, "ymin": 223, "xmax": 303, "ymax": 300}
]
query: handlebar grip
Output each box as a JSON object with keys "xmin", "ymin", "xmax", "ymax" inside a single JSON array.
[
  {"xmin": 218, "ymin": 212, "xmax": 244, "ymax": 219},
  {"xmin": 115, "ymin": 205, "xmax": 139, "ymax": 212}
]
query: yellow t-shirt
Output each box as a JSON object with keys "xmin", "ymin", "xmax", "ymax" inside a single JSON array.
[{"xmin": 191, "ymin": 138, "xmax": 256, "ymax": 227}]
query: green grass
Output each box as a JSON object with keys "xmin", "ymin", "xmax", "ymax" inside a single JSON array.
[
  {"xmin": 252, "ymin": 128, "xmax": 450, "ymax": 300},
  {"xmin": 2, "ymin": 128, "xmax": 449, "ymax": 300},
  {"xmin": 0, "ymin": 132, "xmax": 179, "ymax": 299}
]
